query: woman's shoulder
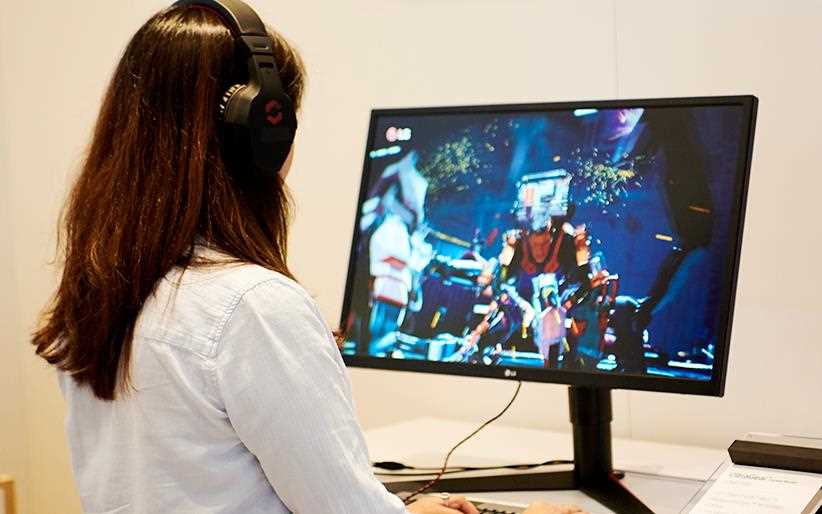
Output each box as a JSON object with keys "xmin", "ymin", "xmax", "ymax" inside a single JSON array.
[
  {"xmin": 170, "ymin": 260, "xmax": 312, "ymax": 314},
  {"xmin": 143, "ymin": 260, "xmax": 316, "ymax": 359},
  {"xmin": 166, "ymin": 244, "xmax": 307, "ymax": 301},
  {"xmin": 204, "ymin": 265, "xmax": 334, "ymax": 360}
]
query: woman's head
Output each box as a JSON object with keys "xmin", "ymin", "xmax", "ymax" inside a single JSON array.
[{"xmin": 32, "ymin": 3, "xmax": 306, "ymax": 400}]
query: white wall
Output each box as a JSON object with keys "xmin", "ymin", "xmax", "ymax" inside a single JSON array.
[
  {"xmin": 278, "ymin": 0, "xmax": 822, "ymax": 446},
  {"xmin": 0, "ymin": 4, "xmax": 27, "ymax": 511},
  {"xmin": 0, "ymin": 3, "xmax": 171, "ymax": 512},
  {"xmin": 0, "ymin": 1, "xmax": 820, "ymax": 513}
]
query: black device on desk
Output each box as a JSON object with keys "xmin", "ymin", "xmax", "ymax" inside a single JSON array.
[
  {"xmin": 729, "ymin": 439, "xmax": 822, "ymax": 475},
  {"xmin": 339, "ymin": 96, "xmax": 758, "ymax": 514}
]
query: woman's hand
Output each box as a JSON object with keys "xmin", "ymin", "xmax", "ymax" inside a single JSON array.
[
  {"xmin": 524, "ymin": 501, "xmax": 589, "ymax": 514},
  {"xmin": 407, "ymin": 495, "xmax": 480, "ymax": 514}
]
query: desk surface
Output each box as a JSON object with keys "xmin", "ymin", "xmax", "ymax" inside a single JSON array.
[{"xmin": 365, "ymin": 418, "xmax": 727, "ymax": 514}]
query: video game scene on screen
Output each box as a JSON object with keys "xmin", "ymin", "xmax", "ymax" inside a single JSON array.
[{"xmin": 342, "ymin": 105, "xmax": 746, "ymax": 380}]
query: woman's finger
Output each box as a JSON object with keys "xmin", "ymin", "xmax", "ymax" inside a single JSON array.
[
  {"xmin": 429, "ymin": 506, "xmax": 467, "ymax": 514},
  {"xmin": 443, "ymin": 496, "xmax": 480, "ymax": 514}
]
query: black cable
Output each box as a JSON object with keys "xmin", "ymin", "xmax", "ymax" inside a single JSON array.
[
  {"xmin": 374, "ymin": 459, "xmax": 573, "ymax": 477},
  {"xmin": 401, "ymin": 380, "xmax": 523, "ymax": 505}
]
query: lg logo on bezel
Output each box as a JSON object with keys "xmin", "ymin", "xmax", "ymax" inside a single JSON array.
[{"xmin": 386, "ymin": 126, "xmax": 412, "ymax": 142}]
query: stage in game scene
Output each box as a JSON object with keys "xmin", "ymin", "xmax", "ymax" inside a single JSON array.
[{"xmin": 342, "ymin": 104, "xmax": 747, "ymax": 381}]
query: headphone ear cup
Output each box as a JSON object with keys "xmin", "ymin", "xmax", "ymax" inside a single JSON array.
[
  {"xmin": 218, "ymin": 84, "xmax": 254, "ymax": 175},
  {"xmin": 218, "ymin": 82, "xmax": 296, "ymax": 178},
  {"xmin": 218, "ymin": 84, "xmax": 247, "ymax": 123}
]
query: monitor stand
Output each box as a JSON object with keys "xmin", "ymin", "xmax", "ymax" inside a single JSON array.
[{"xmin": 383, "ymin": 386, "xmax": 655, "ymax": 514}]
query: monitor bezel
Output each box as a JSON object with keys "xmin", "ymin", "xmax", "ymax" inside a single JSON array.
[{"xmin": 339, "ymin": 95, "xmax": 758, "ymax": 397}]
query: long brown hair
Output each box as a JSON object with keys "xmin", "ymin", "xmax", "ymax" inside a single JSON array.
[{"xmin": 32, "ymin": 5, "xmax": 306, "ymax": 401}]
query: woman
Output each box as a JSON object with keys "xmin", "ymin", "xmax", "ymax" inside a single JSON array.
[{"xmin": 32, "ymin": 3, "xmax": 586, "ymax": 513}]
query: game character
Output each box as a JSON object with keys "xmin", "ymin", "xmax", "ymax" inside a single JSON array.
[
  {"xmin": 530, "ymin": 273, "xmax": 567, "ymax": 368},
  {"xmin": 448, "ymin": 288, "xmax": 530, "ymax": 365},
  {"xmin": 492, "ymin": 170, "xmax": 604, "ymax": 367},
  {"xmin": 498, "ymin": 171, "xmax": 591, "ymax": 302},
  {"xmin": 346, "ymin": 150, "xmax": 433, "ymax": 356},
  {"xmin": 562, "ymin": 267, "xmax": 620, "ymax": 371}
]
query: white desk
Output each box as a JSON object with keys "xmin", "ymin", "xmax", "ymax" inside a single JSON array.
[{"xmin": 365, "ymin": 418, "xmax": 727, "ymax": 514}]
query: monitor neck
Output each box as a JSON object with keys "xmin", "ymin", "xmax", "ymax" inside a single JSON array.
[{"xmin": 569, "ymin": 386, "xmax": 614, "ymax": 481}]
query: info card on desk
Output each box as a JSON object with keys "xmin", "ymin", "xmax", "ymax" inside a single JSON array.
[{"xmin": 688, "ymin": 464, "xmax": 822, "ymax": 513}]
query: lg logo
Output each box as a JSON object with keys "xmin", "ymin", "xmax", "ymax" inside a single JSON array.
[
  {"xmin": 386, "ymin": 126, "xmax": 412, "ymax": 142},
  {"xmin": 504, "ymin": 369, "xmax": 518, "ymax": 378}
]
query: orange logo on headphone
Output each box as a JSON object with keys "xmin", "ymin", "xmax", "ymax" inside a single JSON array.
[{"xmin": 265, "ymin": 100, "xmax": 283, "ymax": 126}]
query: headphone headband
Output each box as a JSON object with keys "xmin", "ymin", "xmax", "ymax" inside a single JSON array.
[{"xmin": 172, "ymin": 0, "xmax": 267, "ymax": 36}]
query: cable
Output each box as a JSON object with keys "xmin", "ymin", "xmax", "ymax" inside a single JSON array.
[
  {"xmin": 374, "ymin": 459, "xmax": 573, "ymax": 472},
  {"xmin": 374, "ymin": 459, "xmax": 573, "ymax": 477},
  {"xmin": 373, "ymin": 461, "xmax": 449, "ymax": 472},
  {"xmin": 401, "ymin": 380, "xmax": 523, "ymax": 505}
]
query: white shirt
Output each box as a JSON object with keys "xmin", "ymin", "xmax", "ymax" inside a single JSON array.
[{"xmin": 59, "ymin": 253, "xmax": 408, "ymax": 514}]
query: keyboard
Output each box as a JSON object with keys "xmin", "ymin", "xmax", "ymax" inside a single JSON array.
[
  {"xmin": 468, "ymin": 497, "xmax": 526, "ymax": 514},
  {"xmin": 396, "ymin": 492, "xmax": 525, "ymax": 513}
]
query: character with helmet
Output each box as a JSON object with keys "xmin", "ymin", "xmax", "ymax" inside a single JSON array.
[
  {"xmin": 347, "ymin": 150, "xmax": 434, "ymax": 356},
  {"xmin": 494, "ymin": 169, "xmax": 619, "ymax": 369},
  {"xmin": 500, "ymin": 170, "xmax": 589, "ymax": 299}
]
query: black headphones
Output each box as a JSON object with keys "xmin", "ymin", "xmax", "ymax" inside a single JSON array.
[{"xmin": 173, "ymin": 0, "xmax": 297, "ymax": 177}]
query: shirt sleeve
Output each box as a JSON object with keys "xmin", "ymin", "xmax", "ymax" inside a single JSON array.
[{"xmin": 214, "ymin": 277, "xmax": 407, "ymax": 514}]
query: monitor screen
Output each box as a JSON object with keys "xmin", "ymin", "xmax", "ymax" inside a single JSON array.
[{"xmin": 340, "ymin": 96, "xmax": 756, "ymax": 395}]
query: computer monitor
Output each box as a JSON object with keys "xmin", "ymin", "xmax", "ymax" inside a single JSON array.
[{"xmin": 339, "ymin": 96, "xmax": 757, "ymax": 512}]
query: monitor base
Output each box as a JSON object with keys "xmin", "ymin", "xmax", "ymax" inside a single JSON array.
[
  {"xmin": 383, "ymin": 386, "xmax": 655, "ymax": 514},
  {"xmin": 385, "ymin": 469, "xmax": 651, "ymax": 514}
]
